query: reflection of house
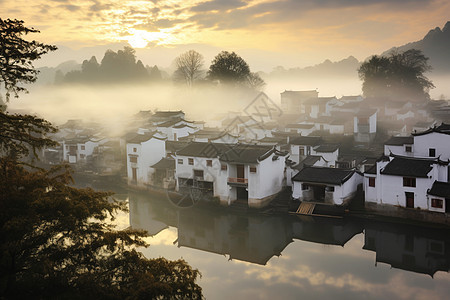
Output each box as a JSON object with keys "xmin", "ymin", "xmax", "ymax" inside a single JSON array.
[
  {"xmin": 291, "ymin": 216, "xmax": 363, "ymax": 246},
  {"xmin": 292, "ymin": 166, "xmax": 363, "ymax": 205},
  {"xmin": 363, "ymin": 222, "xmax": 450, "ymax": 277},
  {"xmin": 177, "ymin": 209, "xmax": 292, "ymax": 265}
]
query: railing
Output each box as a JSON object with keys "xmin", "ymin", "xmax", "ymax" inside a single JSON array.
[{"xmin": 228, "ymin": 177, "xmax": 248, "ymax": 184}]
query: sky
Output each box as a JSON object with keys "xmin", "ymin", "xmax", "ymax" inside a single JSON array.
[{"xmin": 2, "ymin": 0, "xmax": 450, "ymax": 71}]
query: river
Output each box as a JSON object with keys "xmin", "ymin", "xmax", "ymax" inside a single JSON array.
[{"xmin": 106, "ymin": 189, "xmax": 450, "ymax": 300}]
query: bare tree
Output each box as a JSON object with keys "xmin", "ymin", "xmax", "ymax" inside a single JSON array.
[{"xmin": 173, "ymin": 50, "xmax": 204, "ymax": 87}]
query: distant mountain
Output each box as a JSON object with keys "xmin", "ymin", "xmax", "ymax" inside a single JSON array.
[
  {"xmin": 383, "ymin": 21, "xmax": 450, "ymax": 73},
  {"xmin": 36, "ymin": 60, "xmax": 81, "ymax": 85},
  {"xmin": 265, "ymin": 56, "xmax": 361, "ymax": 79}
]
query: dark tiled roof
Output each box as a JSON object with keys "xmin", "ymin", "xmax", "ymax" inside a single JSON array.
[
  {"xmin": 384, "ymin": 136, "xmax": 414, "ymax": 146},
  {"xmin": 292, "ymin": 166, "xmax": 357, "ymax": 185},
  {"xmin": 412, "ymin": 123, "xmax": 450, "ymax": 136},
  {"xmin": 289, "ymin": 136, "xmax": 322, "ymax": 146},
  {"xmin": 428, "ymin": 181, "xmax": 450, "ymax": 198},
  {"xmin": 381, "ymin": 156, "xmax": 440, "ymax": 178},
  {"xmin": 286, "ymin": 123, "xmax": 315, "ymax": 129},
  {"xmin": 220, "ymin": 145, "xmax": 278, "ymax": 164},
  {"xmin": 314, "ymin": 144, "xmax": 339, "ymax": 153},
  {"xmin": 152, "ymin": 110, "xmax": 184, "ymax": 118},
  {"xmin": 177, "ymin": 142, "xmax": 233, "ymax": 158},
  {"xmin": 127, "ymin": 132, "xmax": 165, "ymax": 143},
  {"xmin": 151, "ymin": 157, "xmax": 175, "ymax": 169},
  {"xmin": 293, "ymin": 155, "xmax": 323, "ymax": 170},
  {"xmin": 364, "ymin": 164, "xmax": 377, "ymax": 175},
  {"xmin": 165, "ymin": 141, "xmax": 189, "ymax": 152}
]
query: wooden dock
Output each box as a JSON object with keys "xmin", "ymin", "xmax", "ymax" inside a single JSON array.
[
  {"xmin": 296, "ymin": 202, "xmax": 316, "ymax": 215},
  {"xmin": 291, "ymin": 202, "xmax": 344, "ymax": 219}
]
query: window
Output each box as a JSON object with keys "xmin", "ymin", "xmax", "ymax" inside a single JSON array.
[
  {"xmin": 301, "ymin": 184, "xmax": 309, "ymax": 190},
  {"xmin": 65, "ymin": 145, "xmax": 69, "ymax": 150},
  {"xmin": 299, "ymin": 147, "xmax": 305, "ymax": 156},
  {"xmin": 188, "ymin": 158, "xmax": 194, "ymax": 165},
  {"xmin": 326, "ymin": 186, "xmax": 335, "ymax": 192},
  {"xmin": 429, "ymin": 148, "xmax": 436, "ymax": 157},
  {"xmin": 206, "ymin": 160, "xmax": 212, "ymax": 167},
  {"xmin": 193, "ymin": 169, "xmax": 203, "ymax": 178},
  {"xmin": 250, "ymin": 166, "xmax": 257, "ymax": 173},
  {"xmin": 80, "ymin": 145, "xmax": 85, "ymax": 150},
  {"xmin": 129, "ymin": 156, "xmax": 137, "ymax": 163},
  {"xmin": 221, "ymin": 164, "xmax": 227, "ymax": 171},
  {"xmin": 431, "ymin": 198, "xmax": 443, "ymax": 208},
  {"xmin": 80, "ymin": 154, "xmax": 85, "ymax": 159},
  {"xmin": 369, "ymin": 177, "xmax": 376, "ymax": 187},
  {"xmin": 403, "ymin": 177, "xmax": 416, "ymax": 187},
  {"xmin": 405, "ymin": 145, "xmax": 412, "ymax": 152},
  {"xmin": 178, "ymin": 158, "xmax": 183, "ymax": 164},
  {"xmin": 133, "ymin": 147, "xmax": 137, "ymax": 152}
]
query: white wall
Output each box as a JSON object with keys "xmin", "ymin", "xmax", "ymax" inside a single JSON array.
[
  {"xmin": 127, "ymin": 138, "xmax": 166, "ymax": 186},
  {"xmin": 413, "ymin": 132, "xmax": 450, "ymax": 160}
]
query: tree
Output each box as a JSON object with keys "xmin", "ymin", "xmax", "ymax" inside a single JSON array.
[
  {"xmin": 0, "ymin": 19, "xmax": 203, "ymax": 299},
  {"xmin": 207, "ymin": 51, "xmax": 251, "ymax": 84},
  {"xmin": 173, "ymin": 50, "xmax": 205, "ymax": 87},
  {"xmin": 207, "ymin": 51, "xmax": 265, "ymax": 90},
  {"xmin": 246, "ymin": 72, "xmax": 266, "ymax": 91},
  {"xmin": 0, "ymin": 18, "xmax": 57, "ymax": 101},
  {"xmin": 358, "ymin": 49, "xmax": 434, "ymax": 101}
]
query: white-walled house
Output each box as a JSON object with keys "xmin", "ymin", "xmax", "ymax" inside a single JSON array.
[
  {"xmin": 175, "ymin": 142, "xmax": 231, "ymax": 198},
  {"xmin": 174, "ymin": 142, "xmax": 288, "ymax": 208},
  {"xmin": 126, "ymin": 132, "xmax": 166, "ymax": 187},
  {"xmin": 289, "ymin": 136, "xmax": 323, "ymax": 164},
  {"xmin": 310, "ymin": 144, "xmax": 339, "ymax": 167},
  {"xmin": 62, "ymin": 137, "xmax": 100, "ymax": 164},
  {"xmin": 218, "ymin": 144, "xmax": 288, "ymax": 208},
  {"xmin": 292, "ymin": 167, "xmax": 363, "ymax": 206},
  {"xmin": 364, "ymin": 155, "xmax": 449, "ymax": 213},
  {"xmin": 354, "ymin": 109, "xmax": 377, "ymax": 143},
  {"xmin": 412, "ymin": 123, "xmax": 450, "ymax": 160},
  {"xmin": 383, "ymin": 136, "xmax": 414, "ymax": 157}
]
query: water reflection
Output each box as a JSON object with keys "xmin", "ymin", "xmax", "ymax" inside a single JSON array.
[
  {"xmin": 127, "ymin": 191, "xmax": 450, "ymax": 299},
  {"xmin": 363, "ymin": 221, "xmax": 450, "ymax": 277}
]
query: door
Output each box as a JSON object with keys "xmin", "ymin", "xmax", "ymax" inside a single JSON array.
[
  {"xmin": 132, "ymin": 167, "xmax": 137, "ymax": 183},
  {"xmin": 405, "ymin": 192, "xmax": 414, "ymax": 208},
  {"xmin": 237, "ymin": 164, "xmax": 245, "ymax": 179}
]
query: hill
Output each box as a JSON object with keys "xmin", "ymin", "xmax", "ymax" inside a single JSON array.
[{"xmin": 383, "ymin": 21, "xmax": 450, "ymax": 74}]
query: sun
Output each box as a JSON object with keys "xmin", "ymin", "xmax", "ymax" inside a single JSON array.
[{"xmin": 127, "ymin": 33, "xmax": 148, "ymax": 48}]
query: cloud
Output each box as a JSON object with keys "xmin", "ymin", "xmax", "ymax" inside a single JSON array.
[
  {"xmin": 191, "ymin": 0, "xmax": 249, "ymax": 12},
  {"xmin": 188, "ymin": 0, "xmax": 434, "ymax": 30},
  {"xmin": 58, "ymin": 4, "xmax": 80, "ymax": 12}
]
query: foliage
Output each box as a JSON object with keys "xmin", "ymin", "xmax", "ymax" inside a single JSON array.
[
  {"xmin": 0, "ymin": 19, "xmax": 203, "ymax": 299},
  {"xmin": 0, "ymin": 160, "xmax": 202, "ymax": 299},
  {"xmin": 63, "ymin": 47, "xmax": 149, "ymax": 84},
  {"xmin": 173, "ymin": 50, "xmax": 205, "ymax": 87},
  {"xmin": 207, "ymin": 51, "xmax": 265, "ymax": 90},
  {"xmin": 0, "ymin": 18, "xmax": 57, "ymax": 101},
  {"xmin": 358, "ymin": 49, "xmax": 434, "ymax": 101},
  {"xmin": 207, "ymin": 51, "xmax": 250, "ymax": 84}
]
